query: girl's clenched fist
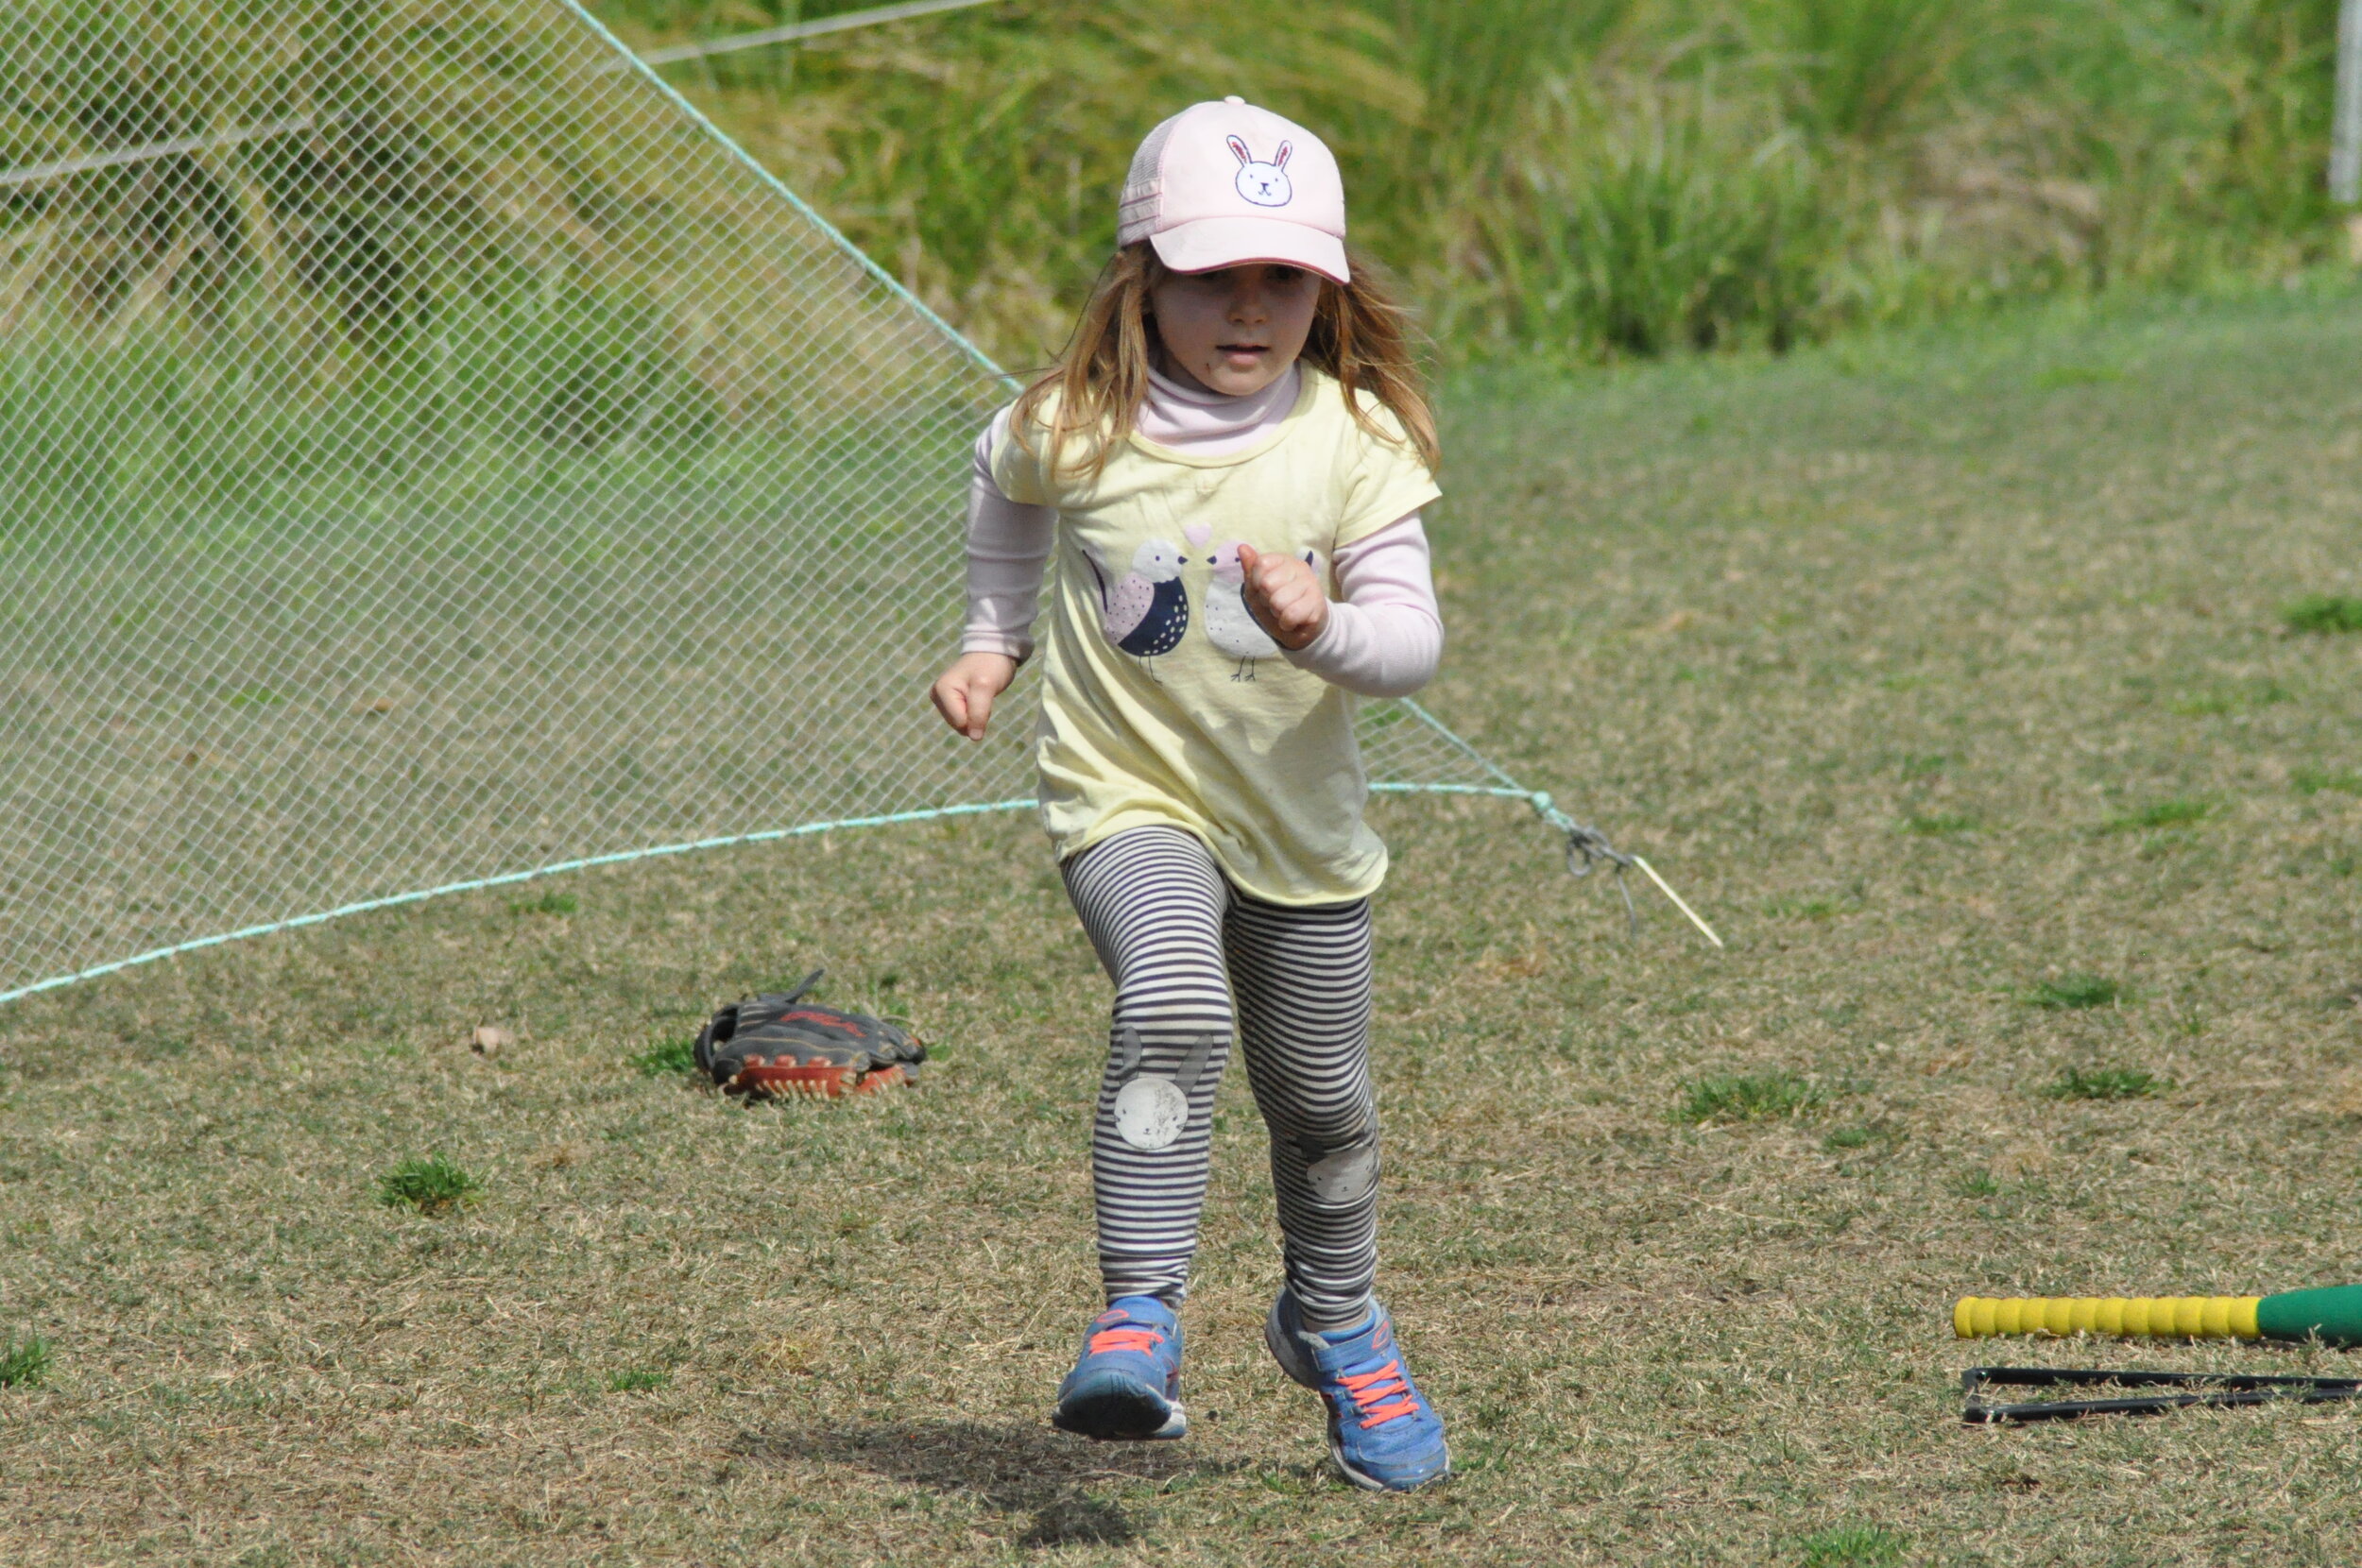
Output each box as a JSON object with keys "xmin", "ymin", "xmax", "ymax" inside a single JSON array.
[{"xmin": 1235, "ymin": 542, "xmax": 1327, "ymax": 651}]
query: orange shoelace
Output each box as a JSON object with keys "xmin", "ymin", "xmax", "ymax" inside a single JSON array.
[
  {"xmin": 1340, "ymin": 1359, "xmax": 1420, "ymax": 1428},
  {"xmin": 1087, "ymin": 1326, "xmax": 1167, "ymax": 1357}
]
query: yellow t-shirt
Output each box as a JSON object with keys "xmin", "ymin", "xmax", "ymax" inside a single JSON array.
[{"xmin": 992, "ymin": 366, "xmax": 1442, "ymax": 905}]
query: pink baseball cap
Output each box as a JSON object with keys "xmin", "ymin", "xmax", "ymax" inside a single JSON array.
[{"xmin": 1118, "ymin": 96, "xmax": 1349, "ymax": 283}]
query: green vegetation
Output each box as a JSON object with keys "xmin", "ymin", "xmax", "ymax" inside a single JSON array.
[
  {"xmin": 1677, "ymin": 1071, "xmax": 1823, "ymax": 1123},
  {"xmin": 10, "ymin": 292, "xmax": 2362, "ymax": 1561},
  {"xmin": 16, "ymin": 2, "xmax": 2338, "ymax": 392},
  {"xmin": 2171, "ymin": 679, "xmax": 2288, "ymax": 716},
  {"xmin": 0, "ymin": 1336, "xmax": 52, "ymax": 1389},
  {"xmin": 2031, "ymin": 365, "xmax": 2126, "ymax": 391},
  {"xmin": 2104, "ymin": 797, "xmax": 2213, "ymax": 833},
  {"xmin": 1901, "ymin": 812, "xmax": 1976, "ymax": 836},
  {"xmin": 631, "ymin": 1035, "xmax": 701, "ymax": 1077},
  {"xmin": 2294, "ymin": 767, "xmax": 2362, "ymax": 796},
  {"xmin": 510, "ymin": 890, "xmax": 581, "ymax": 916},
  {"xmin": 6, "ymin": 0, "xmax": 2350, "ymax": 646},
  {"xmin": 2285, "ymin": 594, "xmax": 2362, "ymax": 633},
  {"xmin": 374, "ymin": 1154, "xmax": 483, "ymax": 1215},
  {"xmin": 2045, "ymin": 1065, "xmax": 2170, "ymax": 1100},
  {"xmin": 600, "ymin": 0, "xmax": 2350, "ymax": 365},
  {"xmin": 1767, "ymin": 895, "xmax": 1858, "ymax": 921},
  {"xmin": 606, "ymin": 1368, "xmax": 671, "ymax": 1392},
  {"xmin": 1797, "ymin": 1525, "xmax": 1908, "ymax": 1567},
  {"xmin": 1951, "ymin": 1167, "xmax": 2003, "ymax": 1199},
  {"xmin": 2028, "ymin": 973, "xmax": 2128, "ymax": 1010}
]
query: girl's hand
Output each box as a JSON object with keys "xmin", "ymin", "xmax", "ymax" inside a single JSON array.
[
  {"xmin": 931, "ymin": 651, "xmax": 1018, "ymax": 741},
  {"xmin": 1236, "ymin": 543, "xmax": 1328, "ymax": 651}
]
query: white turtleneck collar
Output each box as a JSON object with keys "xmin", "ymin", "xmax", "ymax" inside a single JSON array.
[{"xmin": 1137, "ymin": 363, "xmax": 1301, "ymax": 456}]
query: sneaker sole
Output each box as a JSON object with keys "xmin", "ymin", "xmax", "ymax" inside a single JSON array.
[
  {"xmin": 1326, "ymin": 1435, "xmax": 1451, "ymax": 1492},
  {"xmin": 1051, "ymin": 1382, "xmax": 1187, "ymax": 1441}
]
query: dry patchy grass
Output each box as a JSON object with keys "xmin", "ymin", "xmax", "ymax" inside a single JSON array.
[{"xmin": 5, "ymin": 288, "xmax": 2362, "ymax": 1564}]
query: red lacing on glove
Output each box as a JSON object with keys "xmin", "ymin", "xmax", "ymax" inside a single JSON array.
[
  {"xmin": 1340, "ymin": 1360, "xmax": 1419, "ymax": 1428},
  {"xmin": 1087, "ymin": 1326, "xmax": 1167, "ymax": 1357}
]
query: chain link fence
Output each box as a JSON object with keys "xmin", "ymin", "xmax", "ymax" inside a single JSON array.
[{"xmin": 0, "ymin": 0, "xmax": 1546, "ymax": 1003}]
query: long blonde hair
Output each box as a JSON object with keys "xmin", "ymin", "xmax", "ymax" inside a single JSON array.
[{"xmin": 1010, "ymin": 242, "xmax": 1440, "ymax": 482}]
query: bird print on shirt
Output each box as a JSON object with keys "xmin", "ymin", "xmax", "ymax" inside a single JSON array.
[
  {"xmin": 1087, "ymin": 537, "xmax": 1190, "ymax": 678},
  {"xmin": 1204, "ymin": 539, "xmax": 1302, "ymax": 681}
]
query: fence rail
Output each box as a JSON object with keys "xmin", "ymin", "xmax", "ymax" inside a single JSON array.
[{"xmin": 0, "ymin": 0, "xmax": 1009, "ymax": 187}]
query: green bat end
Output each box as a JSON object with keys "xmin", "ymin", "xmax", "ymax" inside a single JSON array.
[{"xmin": 2256, "ymin": 1285, "xmax": 2362, "ymax": 1346}]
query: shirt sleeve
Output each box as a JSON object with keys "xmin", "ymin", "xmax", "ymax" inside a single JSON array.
[
  {"xmin": 962, "ymin": 408, "xmax": 1055, "ymax": 661},
  {"xmin": 987, "ymin": 396, "xmax": 1055, "ymax": 506},
  {"xmin": 1280, "ymin": 513, "xmax": 1442, "ymax": 698},
  {"xmin": 1333, "ymin": 394, "xmax": 1442, "ymax": 550}
]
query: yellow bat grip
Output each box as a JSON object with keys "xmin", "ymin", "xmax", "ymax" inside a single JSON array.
[{"xmin": 1954, "ymin": 1295, "xmax": 2262, "ymax": 1340}]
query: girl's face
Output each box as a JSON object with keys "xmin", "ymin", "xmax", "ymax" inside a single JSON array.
[{"xmin": 1147, "ymin": 263, "xmax": 1321, "ymax": 397}]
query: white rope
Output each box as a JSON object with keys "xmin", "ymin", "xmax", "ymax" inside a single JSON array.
[{"xmin": 0, "ymin": 114, "xmax": 325, "ymax": 188}]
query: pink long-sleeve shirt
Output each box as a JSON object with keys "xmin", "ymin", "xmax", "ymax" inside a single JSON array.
[{"xmin": 960, "ymin": 366, "xmax": 1443, "ymax": 699}]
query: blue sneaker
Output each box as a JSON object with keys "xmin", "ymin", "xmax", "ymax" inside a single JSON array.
[
  {"xmin": 1265, "ymin": 1290, "xmax": 1449, "ymax": 1491},
  {"xmin": 1051, "ymin": 1296, "xmax": 1187, "ymax": 1440}
]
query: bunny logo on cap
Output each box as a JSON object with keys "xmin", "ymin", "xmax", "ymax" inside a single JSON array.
[{"xmin": 1227, "ymin": 136, "xmax": 1292, "ymax": 207}]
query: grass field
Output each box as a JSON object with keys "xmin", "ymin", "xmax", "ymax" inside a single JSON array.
[{"xmin": 6, "ymin": 283, "xmax": 2362, "ymax": 1564}]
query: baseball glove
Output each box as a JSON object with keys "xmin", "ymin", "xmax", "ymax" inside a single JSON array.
[{"xmin": 693, "ymin": 970, "xmax": 926, "ymax": 1099}]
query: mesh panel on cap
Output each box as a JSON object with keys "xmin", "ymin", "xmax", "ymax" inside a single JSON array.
[{"xmin": 1117, "ymin": 111, "xmax": 1181, "ymax": 245}]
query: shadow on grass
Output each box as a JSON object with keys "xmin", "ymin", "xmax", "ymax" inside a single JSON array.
[{"xmin": 732, "ymin": 1420, "xmax": 1255, "ymax": 1547}]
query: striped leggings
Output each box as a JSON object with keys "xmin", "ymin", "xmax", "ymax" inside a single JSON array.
[{"xmin": 1061, "ymin": 825, "xmax": 1379, "ymax": 1332}]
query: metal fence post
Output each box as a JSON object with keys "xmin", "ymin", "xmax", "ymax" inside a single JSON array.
[{"xmin": 2335, "ymin": 0, "xmax": 2362, "ymax": 203}]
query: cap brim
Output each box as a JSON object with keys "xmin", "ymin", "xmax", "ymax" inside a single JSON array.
[{"xmin": 1150, "ymin": 219, "xmax": 1348, "ymax": 284}]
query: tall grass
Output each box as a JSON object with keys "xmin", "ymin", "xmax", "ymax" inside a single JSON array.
[
  {"xmin": 1461, "ymin": 75, "xmax": 1831, "ymax": 357},
  {"xmin": 2, "ymin": 0, "xmax": 2347, "ymax": 403},
  {"xmin": 1749, "ymin": 0, "xmax": 1962, "ymax": 146},
  {"xmin": 598, "ymin": 0, "xmax": 2350, "ymax": 366}
]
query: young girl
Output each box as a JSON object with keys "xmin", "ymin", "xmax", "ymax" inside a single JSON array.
[{"xmin": 928, "ymin": 97, "xmax": 1449, "ymax": 1492}]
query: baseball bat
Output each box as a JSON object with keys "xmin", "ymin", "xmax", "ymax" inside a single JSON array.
[{"xmin": 1955, "ymin": 1285, "xmax": 2362, "ymax": 1347}]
